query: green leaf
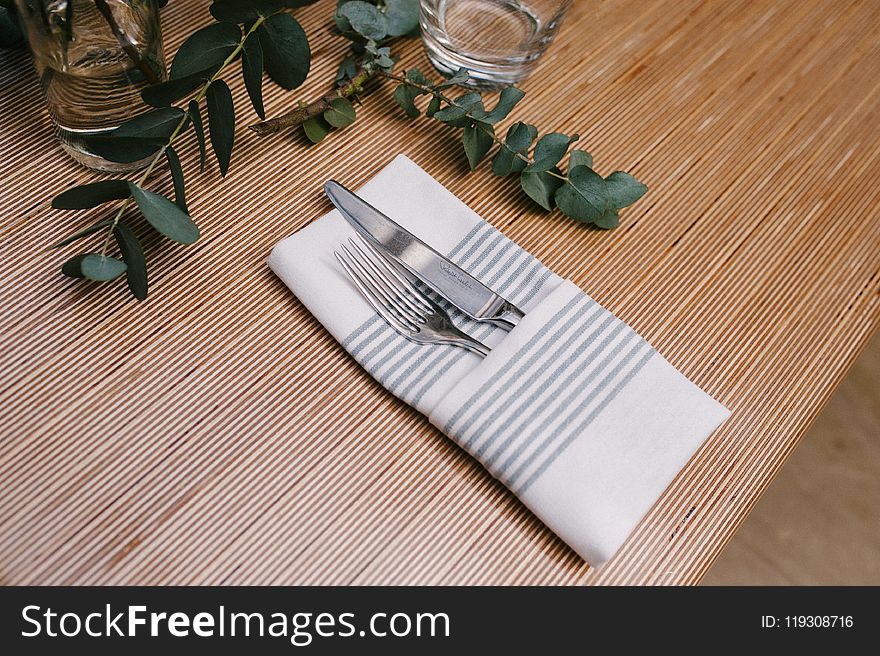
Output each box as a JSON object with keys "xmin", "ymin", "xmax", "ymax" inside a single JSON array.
[
  {"xmin": 51, "ymin": 180, "xmax": 131, "ymax": 210},
  {"xmin": 1, "ymin": 6, "xmax": 23, "ymax": 48},
  {"xmin": 554, "ymin": 165, "xmax": 610, "ymax": 223},
  {"xmin": 85, "ymin": 136, "xmax": 166, "ymax": 163},
  {"xmin": 115, "ymin": 107, "xmax": 185, "ymax": 139},
  {"xmin": 113, "ymin": 223, "xmax": 148, "ymax": 300},
  {"xmin": 165, "ymin": 146, "xmax": 188, "ymax": 213},
  {"xmin": 520, "ymin": 167, "xmax": 564, "ymax": 211},
  {"xmin": 594, "ymin": 207, "xmax": 620, "ymax": 230},
  {"xmin": 384, "ymin": 0, "xmax": 420, "ymax": 37},
  {"xmin": 189, "ymin": 100, "xmax": 208, "ymax": 171},
  {"xmin": 142, "ymin": 72, "xmax": 212, "ymax": 107},
  {"xmin": 206, "ymin": 79, "xmax": 235, "ymax": 177},
  {"xmin": 527, "ymin": 133, "xmax": 579, "ymax": 171},
  {"xmin": 303, "ymin": 115, "xmax": 331, "ymax": 143},
  {"xmin": 569, "ymin": 149, "xmax": 592, "ymax": 169},
  {"xmin": 335, "ymin": 55, "xmax": 358, "ymax": 85},
  {"xmin": 337, "ymin": 1, "xmax": 387, "ymax": 41},
  {"xmin": 241, "ymin": 33, "xmax": 265, "ymax": 119},
  {"xmin": 258, "ymin": 12, "xmax": 310, "ymax": 90},
  {"xmin": 492, "ymin": 121, "xmax": 536, "ymax": 176},
  {"xmin": 433, "ymin": 104, "xmax": 466, "ymax": 123},
  {"xmin": 393, "ymin": 83, "xmax": 420, "ymax": 118},
  {"xmin": 170, "ymin": 22, "xmax": 241, "ymax": 80},
  {"xmin": 51, "ymin": 220, "xmax": 113, "ymax": 249},
  {"xmin": 62, "ymin": 253, "xmax": 127, "ymax": 281},
  {"xmin": 425, "ymin": 95, "xmax": 441, "ymax": 117},
  {"xmin": 604, "ymin": 171, "xmax": 648, "ymax": 209},
  {"xmin": 481, "ymin": 87, "xmax": 525, "ymax": 124},
  {"xmin": 435, "ymin": 92, "xmax": 484, "ymax": 127},
  {"xmin": 128, "ymin": 184, "xmax": 200, "ymax": 244},
  {"xmin": 323, "ymin": 97, "xmax": 356, "ymax": 128},
  {"xmin": 463, "ymin": 123, "xmax": 494, "ymax": 171},
  {"xmin": 435, "ymin": 68, "xmax": 469, "ymax": 89}
]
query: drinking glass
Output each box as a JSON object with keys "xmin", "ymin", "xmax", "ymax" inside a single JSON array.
[
  {"xmin": 420, "ymin": 0, "xmax": 572, "ymax": 88},
  {"xmin": 15, "ymin": 0, "xmax": 166, "ymax": 172}
]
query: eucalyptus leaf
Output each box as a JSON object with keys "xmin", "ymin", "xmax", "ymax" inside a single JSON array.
[
  {"xmin": 113, "ymin": 223, "xmax": 148, "ymax": 300},
  {"xmin": 604, "ymin": 171, "xmax": 648, "ymax": 208},
  {"xmin": 51, "ymin": 180, "xmax": 131, "ymax": 210},
  {"xmin": 569, "ymin": 149, "xmax": 592, "ymax": 169},
  {"xmin": 85, "ymin": 136, "xmax": 166, "ymax": 164},
  {"xmin": 384, "ymin": 0, "xmax": 420, "ymax": 37},
  {"xmin": 393, "ymin": 83, "xmax": 420, "ymax": 118},
  {"xmin": 170, "ymin": 22, "xmax": 241, "ymax": 80},
  {"xmin": 463, "ymin": 123, "xmax": 494, "ymax": 171},
  {"xmin": 128, "ymin": 184, "xmax": 200, "ymax": 244},
  {"xmin": 520, "ymin": 167, "xmax": 563, "ymax": 211},
  {"xmin": 323, "ymin": 97, "xmax": 356, "ymax": 128},
  {"xmin": 1, "ymin": 6, "xmax": 23, "ymax": 48},
  {"xmin": 258, "ymin": 12, "xmax": 310, "ymax": 89},
  {"xmin": 337, "ymin": 1, "xmax": 387, "ymax": 41},
  {"xmin": 142, "ymin": 71, "xmax": 212, "ymax": 107},
  {"xmin": 189, "ymin": 100, "xmax": 208, "ymax": 171},
  {"xmin": 527, "ymin": 132, "xmax": 579, "ymax": 171},
  {"xmin": 115, "ymin": 107, "xmax": 185, "ymax": 139},
  {"xmin": 554, "ymin": 165, "xmax": 609, "ymax": 223},
  {"xmin": 481, "ymin": 87, "xmax": 525, "ymax": 124},
  {"xmin": 594, "ymin": 206, "xmax": 620, "ymax": 230},
  {"xmin": 206, "ymin": 79, "xmax": 235, "ymax": 176},
  {"xmin": 492, "ymin": 121, "xmax": 536, "ymax": 176},
  {"xmin": 51, "ymin": 220, "xmax": 113, "ymax": 249},
  {"xmin": 241, "ymin": 33, "xmax": 265, "ymax": 118},
  {"xmin": 165, "ymin": 146, "xmax": 188, "ymax": 213},
  {"xmin": 335, "ymin": 55, "xmax": 358, "ymax": 85},
  {"xmin": 62, "ymin": 253, "xmax": 127, "ymax": 281},
  {"xmin": 425, "ymin": 95, "xmax": 442, "ymax": 117},
  {"xmin": 303, "ymin": 115, "xmax": 331, "ymax": 143},
  {"xmin": 435, "ymin": 68, "xmax": 469, "ymax": 89},
  {"xmin": 433, "ymin": 105, "xmax": 466, "ymax": 123}
]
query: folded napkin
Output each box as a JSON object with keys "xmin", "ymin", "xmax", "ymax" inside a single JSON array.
[{"xmin": 269, "ymin": 154, "xmax": 730, "ymax": 565}]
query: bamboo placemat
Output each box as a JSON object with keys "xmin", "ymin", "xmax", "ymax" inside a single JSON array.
[{"xmin": 1, "ymin": 0, "xmax": 878, "ymax": 585}]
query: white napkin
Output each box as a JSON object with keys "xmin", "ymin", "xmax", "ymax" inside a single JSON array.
[{"xmin": 269, "ymin": 154, "xmax": 730, "ymax": 565}]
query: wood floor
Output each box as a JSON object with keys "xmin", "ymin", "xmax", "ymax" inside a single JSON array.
[{"xmin": 703, "ymin": 333, "xmax": 880, "ymax": 585}]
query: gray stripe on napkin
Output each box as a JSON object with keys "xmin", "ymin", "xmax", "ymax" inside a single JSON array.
[
  {"xmin": 495, "ymin": 335, "xmax": 647, "ymax": 489},
  {"xmin": 513, "ymin": 347, "xmax": 656, "ymax": 494}
]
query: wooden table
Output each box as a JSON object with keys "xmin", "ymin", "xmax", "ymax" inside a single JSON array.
[{"xmin": 1, "ymin": 0, "xmax": 878, "ymax": 585}]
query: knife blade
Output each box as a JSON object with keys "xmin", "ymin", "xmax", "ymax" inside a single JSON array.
[{"xmin": 324, "ymin": 180, "xmax": 524, "ymax": 330}]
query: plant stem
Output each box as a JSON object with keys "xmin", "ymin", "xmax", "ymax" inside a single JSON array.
[
  {"xmin": 93, "ymin": 0, "xmax": 161, "ymax": 85},
  {"xmin": 248, "ymin": 64, "xmax": 377, "ymax": 136},
  {"xmin": 377, "ymin": 71, "xmax": 568, "ymax": 181},
  {"xmin": 98, "ymin": 16, "xmax": 268, "ymax": 256}
]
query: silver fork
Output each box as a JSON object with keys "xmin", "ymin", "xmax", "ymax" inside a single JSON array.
[{"xmin": 335, "ymin": 234, "xmax": 491, "ymax": 357}]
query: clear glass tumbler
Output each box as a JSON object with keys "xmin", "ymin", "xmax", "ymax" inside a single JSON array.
[
  {"xmin": 14, "ymin": 0, "xmax": 166, "ymax": 172},
  {"xmin": 420, "ymin": 0, "xmax": 572, "ymax": 88}
]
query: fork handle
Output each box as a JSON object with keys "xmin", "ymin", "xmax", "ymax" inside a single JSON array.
[{"xmin": 446, "ymin": 329, "xmax": 491, "ymax": 357}]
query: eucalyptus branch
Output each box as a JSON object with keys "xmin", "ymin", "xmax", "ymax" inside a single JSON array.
[
  {"xmin": 49, "ymin": 1, "xmax": 315, "ymax": 300},
  {"xmin": 377, "ymin": 70, "xmax": 568, "ymax": 182},
  {"xmin": 98, "ymin": 16, "xmax": 267, "ymax": 256},
  {"xmin": 249, "ymin": 63, "xmax": 375, "ymax": 136},
  {"xmin": 93, "ymin": 0, "xmax": 161, "ymax": 84}
]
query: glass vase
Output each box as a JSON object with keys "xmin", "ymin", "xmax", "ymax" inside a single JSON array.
[{"xmin": 15, "ymin": 0, "xmax": 166, "ymax": 172}]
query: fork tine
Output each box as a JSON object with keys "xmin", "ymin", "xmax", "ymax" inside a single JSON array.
[
  {"xmin": 339, "ymin": 243, "xmax": 423, "ymax": 328},
  {"xmin": 347, "ymin": 237, "xmax": 431, "ymax": 317},
  {"xmin": 353, "ymin": 233, "xmax": 434, "ymax": 313},
  {"xmin": 334, "ymin": 250, "xmax": 418, "ymax": 333}
]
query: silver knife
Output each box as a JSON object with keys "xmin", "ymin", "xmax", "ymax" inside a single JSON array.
[{"xmin": 325, "ymin": 180, "xmax": 524, "ymax": 330}]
